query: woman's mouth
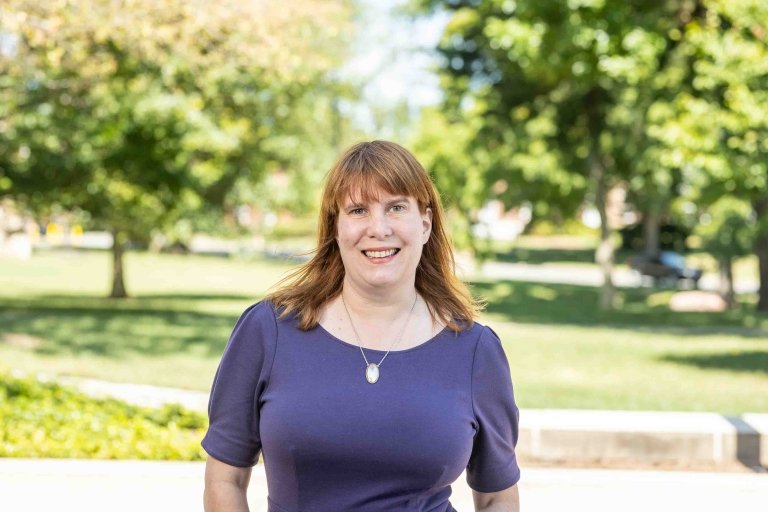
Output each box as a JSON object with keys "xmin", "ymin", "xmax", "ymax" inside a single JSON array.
[{"xmin": 362, "ymin": 248, "xmax": 400, "ymax": 259}]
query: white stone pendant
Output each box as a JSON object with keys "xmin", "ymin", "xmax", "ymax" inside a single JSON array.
[{"xmin": 365, "ymin": 363, "xmax": 380, "ymax": 384}]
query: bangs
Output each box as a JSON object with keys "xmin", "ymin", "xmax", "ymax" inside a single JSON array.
[
  {"xmin": 337, "ymin": 169, "xmax": 410, "ymax": 207},
  {"xmin": 329, "ymin": 143, "xmax": 432, "ymax": 211}
]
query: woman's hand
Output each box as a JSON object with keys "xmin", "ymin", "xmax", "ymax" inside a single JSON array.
[
  {"xmin": 473, "ymin": 483, "xmax": 520, "ymax": 512},
  {"xmin": 203, "ymin": 455, "xmax": 252, "ymax": 512}
]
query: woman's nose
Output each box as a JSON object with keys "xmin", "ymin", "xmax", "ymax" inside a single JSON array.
[{"xmin": 366, "ymin": 212, "xmax": 392, "ymax": 238}]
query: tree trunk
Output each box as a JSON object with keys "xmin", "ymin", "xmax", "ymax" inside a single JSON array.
[
  {"xmin": 110, "ymin": 228, "xmax": 128, "ymax": 298},
  {"xmin": 757, "ymin": 242, "xmax": 768, "ymax": 312},
  {"xmin": 643, "ymin": 207, "xmax": 661, "ymax": 257},
  {"xmin": 753, "ymin": 197, "xmax": 768, "ymax": 312},
  {"xmin": 585, "ymin": 87, "xmax": 615, "ymax": 310},
  {"xmin": 718, "ymin": 258, "xmax": 735, "ymax": 308},
  {"xmin": 590, "ymin": 153, "xmax": 615, "ymax": 310},
  {"xmin": 595, "ymin": 189, "xmax": 616, "ymax": 310}
]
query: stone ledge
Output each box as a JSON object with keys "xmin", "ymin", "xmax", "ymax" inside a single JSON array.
[{"xmin": 518, "ymin": 409, "xmax": 767, "ymax": 470}]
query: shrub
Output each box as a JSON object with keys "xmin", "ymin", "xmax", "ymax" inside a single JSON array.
[{"xmin": 0, "ymin": 373, "xmax": 207, "ymax": 460}]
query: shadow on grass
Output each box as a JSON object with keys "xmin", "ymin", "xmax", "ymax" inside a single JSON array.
[
  {"xmin": 492, "ymin": 247, "xmax": 596, "ymax": 265},
  {"xmin": 2, "ymin": 281, "xmax": 767, "ymax": 361},
  {"xmin": 0, "ymin": 294, "xmax": 262, "ymax": 358},
  {"xmin": 661, "ymin": 351, "xmax": 768, "ymax": 375},
  {"xmin": 2, "ymin": 293, "xmax": 258, "ymax": 307},
  {"xmin": 470, "ymin": 278, "xmax": 768, "ymax": 336}
]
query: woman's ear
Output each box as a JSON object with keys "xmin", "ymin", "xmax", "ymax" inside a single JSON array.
[{"xmin": 422, "ymin": 207, "xmax": 433, "ymax": 243}]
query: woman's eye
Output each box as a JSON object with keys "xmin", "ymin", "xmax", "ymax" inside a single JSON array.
[
  {"xmin": 349, "ymin": 208, "xmax": 365, "ymax": 215},
  {"xmin": 391, "ymin": 204, "xmax": 406, "ymax": 212}
]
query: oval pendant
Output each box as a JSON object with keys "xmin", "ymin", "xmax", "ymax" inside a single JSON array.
[{"xmin": 365, "ymin": 363, "xmax": 380, "ymax": 384}]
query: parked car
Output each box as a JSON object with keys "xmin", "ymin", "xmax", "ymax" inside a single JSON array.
[{"xmin": 627, "ymin": 251, "xmax": 703, "ymax": 288}]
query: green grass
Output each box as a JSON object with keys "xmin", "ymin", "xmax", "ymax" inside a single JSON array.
[
  {"xmin": 1, "ymin": 248, "xmax": 766, "ymax": 413},
  {"xmin": 471, "ymin": 277, "xmax": 768, "ymax": 413},
  {"xmin": 490, "ymin": 236, "xmax": 598, "ymax": 265},
  {"xmin": 493, "ymin": 321, "xmax": 767, "ymax": 413},
  {"xmin": 1, "ymin": 250, "xmax": 296, "ymax": 389}
]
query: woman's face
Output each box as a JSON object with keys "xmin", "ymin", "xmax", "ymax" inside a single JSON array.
[{"xmin": 336, "ymin": 189, "xmax": 432, "ymax": 293}]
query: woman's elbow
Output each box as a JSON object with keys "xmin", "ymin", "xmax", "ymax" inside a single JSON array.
[
  {"xmin": 473, "ymin": 483, "xmax": 520, "ymax": 511},
  {"xmin": 204, "ymin": 456, "xmax": 252, "ymax": 512},
  {"xmin": 204, "ymin": 480, "xmax": 250, "ymax": 512}
]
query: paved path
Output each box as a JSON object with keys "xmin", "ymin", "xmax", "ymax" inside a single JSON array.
[
  {"xmin": 55, "ymin": 375, "xmax": 210, "ymax": 411},
  {"xmin": 1, "ymin": 458, "xmax": 765, "ymax": 512},
  {"xmin": 478, "ymin": 261, "xmax": 758, "ymax": 293}
]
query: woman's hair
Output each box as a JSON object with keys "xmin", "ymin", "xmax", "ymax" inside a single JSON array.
[{"xmin": 266, "ymin": 140, "xmax": 482, "ymax": 331}]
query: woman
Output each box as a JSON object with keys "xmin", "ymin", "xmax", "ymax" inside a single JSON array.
[{"xmin": 203, "ymin": 140, "xmax": 520, "ymax": 511}]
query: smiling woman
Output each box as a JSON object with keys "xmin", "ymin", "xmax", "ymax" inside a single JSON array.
[
  {"xmin": 336, "ymin": 191, "xmax": 430, "ymax": 296},
  {"xmin": 202, "ymin": 141, "xmax": 521, "ymax": 512}
]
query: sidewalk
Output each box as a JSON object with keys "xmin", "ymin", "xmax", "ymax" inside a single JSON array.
[
  {"xmin": 0, "ymin": 458, "xmax": 766, "ymax": 512},
  {"xmin": 478, "ymin": 260, "xmax": 758, "ymax": 294}
]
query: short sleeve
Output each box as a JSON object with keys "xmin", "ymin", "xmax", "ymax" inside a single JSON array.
[
  {"xmin": 466, "ymin": 326, "xmax": 521, "ymax": 492},
  {"xmin": 201, "ymin": 301, "xmax": 277, "ymax": 467}
]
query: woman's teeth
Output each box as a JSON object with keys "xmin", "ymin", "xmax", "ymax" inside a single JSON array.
[{"xmin": 364, "ymin": 249, "xmax": 398, "ymax": 258}]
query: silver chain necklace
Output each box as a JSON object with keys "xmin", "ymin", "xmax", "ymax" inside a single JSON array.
[{"xmin": 341, "ymin": 292, "xmax": 418, "ymax": 384}]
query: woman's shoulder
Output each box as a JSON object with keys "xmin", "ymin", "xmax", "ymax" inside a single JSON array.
[
  {"xmin": 450, "ymin": 317, "xmax": 496, "ymax": 339},
  {"xmin": 237, "ymin": 299, "xmax": 306, "ymax": 333},
  {"xmin": 439, "ymin": 318, "xmax": 501, "ymax": 356},
  {"xmin": 239, "ymin": 299, "xmax": 278, "ymax": 322},
  {"xmin": 228, "ymin": 300, "xmax": 282, "ymax": 343},
  {"xmin": 449, "ymin": 318, "xmax": 506, "ymax": 356}
]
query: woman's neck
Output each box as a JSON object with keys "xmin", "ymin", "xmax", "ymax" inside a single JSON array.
[{"xmin": 340, "ymin": 279, "xmax": 417, "ymax": 321}]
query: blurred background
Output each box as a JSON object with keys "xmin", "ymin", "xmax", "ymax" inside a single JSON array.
[{"xmin": 1, "ymin": 0, "xmax": 767, "ymax": 510}]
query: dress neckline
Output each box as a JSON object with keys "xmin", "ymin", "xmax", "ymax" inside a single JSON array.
[{"xmin": 315, "ymin": 322, "xmax": 452, "ymax": 355}]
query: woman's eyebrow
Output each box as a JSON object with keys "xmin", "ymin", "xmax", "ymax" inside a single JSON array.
[
  {"xmin": 385, "ymin": 196, "xmax": 408, "ymax": 206},
  {"xmin": 342, "ymin": 195, "xmax": 406, "ymax": 208}
]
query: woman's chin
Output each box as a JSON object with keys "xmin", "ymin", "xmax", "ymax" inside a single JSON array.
[{"xmin": 359, "ymin": 272, "xmax": 410, "ymax": 290}]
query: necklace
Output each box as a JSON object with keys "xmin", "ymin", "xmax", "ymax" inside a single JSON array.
[{"xmin": 341, "ymin": 292, "xmax": 418, "ymax": 384}]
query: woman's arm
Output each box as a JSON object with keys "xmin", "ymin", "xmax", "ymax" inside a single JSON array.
[
  {"xmin": 473, "ymin": 483, "xmax": 520, "ymax": 512},
  {"xmin": 203, "ymin": 455, "xmax": 253, "ymax": 512}
]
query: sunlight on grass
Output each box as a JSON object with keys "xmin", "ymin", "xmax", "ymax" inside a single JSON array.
[
  {"xmin": 481, "ymin": 281, "xmax": 514, "ymax": 302},
  {"xmin": 0, "ymin": 249, "xmax": 296, "ymax": 298},
  {"xmin": 527, "ymin": 285, "xmax": 558, "ymax": 301},
  {"xmin": 491, "ymin": 321, "xmax": 768, "ymax": 414},
  {"xmin": 646, "ymin": 291, "xmax": 673, "ymax": 307}
]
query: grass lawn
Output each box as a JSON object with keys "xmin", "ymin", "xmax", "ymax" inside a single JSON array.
[
  {"xmin": 0, "ymin": 250, "xmax": 295, "ymax": 389},
  {"xmin": 1, "ymin": 248, "xmax": 766, "ymax": 413}
]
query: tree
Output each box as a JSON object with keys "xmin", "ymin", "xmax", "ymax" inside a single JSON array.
[
  {"xmin": 648, "ymin": 0, "xmax": 768, "ymax": 311},
  {"xmin": 410, "ymin": 108, "xmax": 488, "ymax": 255},
  {"xmin": 0, "ymin": 0, "xmax": 354, "ymax": 297},
  {"xmin": 415, "ymin": 0, "xmax": 685, "ymax": 309},
  {"xmin": 693, "ymin": 197, "xmax": 755, "ymax": 306}
]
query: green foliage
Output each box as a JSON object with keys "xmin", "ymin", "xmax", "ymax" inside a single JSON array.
[
  {"xmin": 0, "ymin": 0, "xmax": 356, "ymax": 295},
  {"xmin": 418, "ymin": 0, "xmax": 680, "ymax": 207},
  {"xmin": 0, "ymin": 0, "xmax": 354, "ymax": 240},
  {"xmin": 414, "ymin": 0, "xmax": 768, "ymax": 309},
  {"xmin": 647, "ymin": 0, "xmax": 768, "ymax": 210},
  {"xmin": 0, "ymin": 372, "xmax": 206, "ymax": 459},
  {"xmin": 645, "ymin": 0, "xmax": 768, "ymax": 308},
  {"xmin": 694, "ymin": 197, "xmax": 755, "ymax": 262},
  {"xmin": 528, "ymin": 219, "xmax": 597, "ymax": 237},
  {"xmin": 411, "ymin": 108, "xmax": 487, "ymax": 251}
]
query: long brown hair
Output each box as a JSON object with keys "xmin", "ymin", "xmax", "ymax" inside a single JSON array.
[{"xmin": 267, "ymin": 140, "xmax": 482, "ymax": 331}]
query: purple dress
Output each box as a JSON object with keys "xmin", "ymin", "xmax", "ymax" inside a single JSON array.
[{"xmin": 202, "ymin": 301, "xmax": 520, "ymax": 511}]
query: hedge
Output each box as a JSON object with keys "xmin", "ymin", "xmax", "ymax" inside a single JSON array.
[{"xmin": 0, "ymin": 373, "xmax": 207, "ymax": 460}]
